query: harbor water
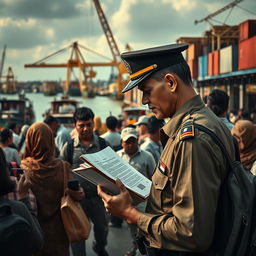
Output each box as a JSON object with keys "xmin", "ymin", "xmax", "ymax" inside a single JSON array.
[{"xmin": 2, "ymin": 93, "xmax": 123, "ymax": 123}]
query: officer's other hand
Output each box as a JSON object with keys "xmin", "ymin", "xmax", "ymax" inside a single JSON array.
[{"xmin": 97, "ymin": 179, "xmax": 134, "ymax": 219}]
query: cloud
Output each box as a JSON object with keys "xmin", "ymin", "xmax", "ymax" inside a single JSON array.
[
  {"xmin": 0, "ymin": 0, "xmax": 255, "ymax": 81},
  {"xmin": 0, "ymin": 0, "xmax": 83, "ymax": 19}
]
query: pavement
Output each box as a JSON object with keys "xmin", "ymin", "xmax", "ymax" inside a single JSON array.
[{"xmin": 70, "ymin": 221, "xmax": 135, "ymax": 256}]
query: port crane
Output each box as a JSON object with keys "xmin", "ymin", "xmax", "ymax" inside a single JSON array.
[
  {"xmin": 0, "ymin": 46, "xmax": 17, "ymax": 94},
  {"xmin": 25, "ymin": 41, "xmax": 116, "ymax": 97},
  {"xmin": 92, "ymin": 0, "xmax": 128, "ymax": 99},
  {"xmin": 195, "ymin": 0, "xmax": 244, "ymax": 50}
]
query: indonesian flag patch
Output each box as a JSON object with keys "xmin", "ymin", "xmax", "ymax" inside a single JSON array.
[
  {"xmin": 158, "ymin": 161, "xmax": 167, "ymax": 175},
  {"xmin": 180, "ymin": 125, "xmax": 195, "ymax": 141}
]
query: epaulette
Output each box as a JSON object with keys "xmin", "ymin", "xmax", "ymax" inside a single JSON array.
[{"xmin": 179, "ymin": 119, "xmax": 195, "ymax": 141}]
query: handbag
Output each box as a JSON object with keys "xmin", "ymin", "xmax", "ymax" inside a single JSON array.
[{"xmin": 60, "ymin": 161, "xmax": 91, "ymax": 242}]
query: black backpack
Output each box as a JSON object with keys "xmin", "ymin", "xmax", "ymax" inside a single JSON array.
[
  {"xmin": 195, "ymin": 124, "xmax": 256, "ymax": 256},
  {"xmin": 66, "ymin": 137, "xmax": 107, "ymax": 165},
  {"xmin": 0, "ymin": 199, "xmax": 33, "ymax": 256}
]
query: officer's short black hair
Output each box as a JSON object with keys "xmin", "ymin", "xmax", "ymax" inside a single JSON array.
[
  {"xmin": 207, "ymin": 89, "xmax": 229, "ymax": 116},
  {"xmin": 0, "ymin": 128, "xmax": 13, "ymax": 144},
  {"xmin": 73, "ymin": 107, "xmax": 95, "ymax": 124},
  {"xmin": 148, "ymin": 116, "xmax": 165, "ymax": 134},
  {"xmin": 106, "ymin": 116, "xmax": 118, "ymax": 130},
  {"xmin": 44, "ymin": 115, "xmax": 59, "ymax": 125},
  {"xmin": 150, "ymin": 62, "xmax": 193, "ymax": 86}
]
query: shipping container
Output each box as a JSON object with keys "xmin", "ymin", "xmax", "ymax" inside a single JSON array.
[
  {"xmin": 220, "ymin": 45, "xmax": 238, "ymax": 74},
  {"xmin": 213, "ymin": 50, "xmax": 220, "ymax": 75},
  {"xmin": 239, "ymin": 36, "xmax": 256, "ymax": 70},
  {"xmin": 187, "ymin": 44, "xmax": 202, "ymax": 61},
  {"xmin": 188, "ymin": 59, "xmax": 198, "ymax": 79},
  {"xmin": 239, "ymin": 20, "xmax": 256, "ymax": 41},
  {"xmin": 198, "ymin": 55, "xmax": 208, "ymax": 78},
  {"xmin": 208, "ymin": 52, "xmax": 214, "ymax": 76}
]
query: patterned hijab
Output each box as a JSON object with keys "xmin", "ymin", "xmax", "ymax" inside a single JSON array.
[
  {"xmin": 232, "ymin": 120, "xmax": 256, "ymax": 169},
  {"xmin": 21, "ymin": 122, "xmax": 60, "ymax": 173}
]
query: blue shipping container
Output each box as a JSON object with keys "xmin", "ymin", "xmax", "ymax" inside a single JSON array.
[{"xmin": 199, "ymin": 55, "xmax": 208, "ymax": 78}]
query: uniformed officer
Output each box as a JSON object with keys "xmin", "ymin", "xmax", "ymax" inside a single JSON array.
[{"xmin": 98, "ymin": 44, "xmax": 235, "ymax": 255}]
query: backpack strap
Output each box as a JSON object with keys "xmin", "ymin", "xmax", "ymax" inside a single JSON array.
[
  {"xmin": 194, "ymin": 124, "xmax": 234, "ymax": 170},
  {"xmin": 98, "ymin": 137, "xmax": 107, "ymax": 150},
  {"xmin": 66, "ymin": 138, "xmax": 74, "ymax": 166}
]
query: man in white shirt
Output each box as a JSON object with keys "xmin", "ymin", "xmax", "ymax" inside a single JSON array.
[
  {"xmin": 44, "ymin": 115, "xmax": 71, "ymax": 152},
  {"xmin": 117, "ymin": 127, "xmax": 155, "ymax": 256},
  {"xmin": 101, "ymin": 116, "xmax": 121, "ymax": 151},
  {"xmin": 140, "ymin": 116, "xmax": 165, "ymax": 165}
]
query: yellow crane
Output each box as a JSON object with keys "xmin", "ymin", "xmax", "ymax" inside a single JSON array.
[{"xmin": 25, "ymin": 41, "xmax": 116, "ymax": 97}]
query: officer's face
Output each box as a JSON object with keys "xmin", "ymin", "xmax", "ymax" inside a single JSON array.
[
  {"xmin": 139, "ymin": 76, "xmax": 177, "ymax": 119},
  {"xmin": 75, "ymin": 119, "xmax": 94, "ymax": 140}
]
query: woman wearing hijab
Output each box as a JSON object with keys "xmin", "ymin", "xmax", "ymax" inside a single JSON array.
[
  {"xmin": 21, "ymin": 122, "xmax": 84, "ymax": 256},
  {"xmin": 231, "ymin": 120, "xmax": 256, "ymax": 171}
]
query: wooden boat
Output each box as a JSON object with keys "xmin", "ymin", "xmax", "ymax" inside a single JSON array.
[
  {"xmin": 0, "ymin": 93, "xmax": 35, "ymax": 128},
  {"xmin": 44, "ymin": 95, "xmax": 80, "ymax": 130}
]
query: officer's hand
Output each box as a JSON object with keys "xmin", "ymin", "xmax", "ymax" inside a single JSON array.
[{"xmin": 98, "ymin": 179, "xmax": 135, "ymax": 220}]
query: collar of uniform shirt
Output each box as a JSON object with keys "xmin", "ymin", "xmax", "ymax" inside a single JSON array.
[
  {"xmin": 74, "ymin": 134, "xmax": 99, "ymax": 148},
  {"xmin": 162, "ymin": 95, "xmax": 205, "ymax": 138},
  {"xmin": 120, "ymin": 148, "xmax": 141, "ymax": 158}
]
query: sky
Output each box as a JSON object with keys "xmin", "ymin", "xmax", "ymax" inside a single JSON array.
[{"xmin": 0, "ymin": 0, "xmax": 255, "ymax": 82}]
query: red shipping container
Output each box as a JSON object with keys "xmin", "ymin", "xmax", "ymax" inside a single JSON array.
[
  {"xmin": 239, "ymin": 36, "xmax": 256, "ymax": 70},
  {"xmin": 208, "ymin": 52, "xmax": 214, "ymax": 76},
  {"xmin": 188, "ymin": 59, "xmax": 198, "ymax": 79},
  {"xmin": 187, "ymin": 44, "xmax": 202, "ymax": 61},
  {"xmin": 213, "ymin": 50, "xmax": 220, "ymax": 75},
  {"xmin": 239, "ymin": 20, "xmax": 256, "ymax": 41}
]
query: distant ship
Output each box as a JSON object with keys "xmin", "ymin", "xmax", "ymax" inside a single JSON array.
[
  {"xmin": 43, "ymin": 81, "xmax": 58, "ymax": 96},
  {"xmin": 0, "ymin": 92, "xmax": 35, "ymax": 128}
]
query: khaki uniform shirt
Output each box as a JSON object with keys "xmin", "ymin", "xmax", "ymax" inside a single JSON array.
[{"xmin": 137, "ymin": 95, "xmax": 235, "ymax": 252}]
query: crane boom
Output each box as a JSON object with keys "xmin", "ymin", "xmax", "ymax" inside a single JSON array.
[
  {"xmin": 0, "ymin": 45, "xmax": 7, "ymax": 77},
  {"xmin": 92, "ymin": 0, "xmax": 120, "ymax": 62},
  {"xmin": 195, "ymin": 0, "xmax": 244, "ymax": 25}
]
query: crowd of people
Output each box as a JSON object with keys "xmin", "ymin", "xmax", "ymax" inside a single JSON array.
[{"xmin": 0, "ymin": 42, "xmax": 256, "ymax": 256}]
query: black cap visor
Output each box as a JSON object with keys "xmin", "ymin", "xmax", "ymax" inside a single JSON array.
[{"xmin": 122, "ymin": 70, "xmax": 154, "ymax": 93}]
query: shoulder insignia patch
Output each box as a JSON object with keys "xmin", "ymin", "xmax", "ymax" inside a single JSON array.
[{"xmin": 180, "ymin": 125, "xmax": 195, "ymax": 141}]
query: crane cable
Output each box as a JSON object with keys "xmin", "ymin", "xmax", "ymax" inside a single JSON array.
[{"xmin": 236, "ymin": 5, "xmax": 256, "ymax": 16}]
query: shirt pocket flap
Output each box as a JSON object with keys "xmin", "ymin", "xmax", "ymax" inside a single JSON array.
[{"xmin": 152, "ymin": 169, "xmax": 169, "ymax": 190}]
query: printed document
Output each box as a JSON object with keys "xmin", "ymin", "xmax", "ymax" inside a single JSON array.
[{"xmin": 73, "ymin": 146, "xmax": 152, "ymax": 200}]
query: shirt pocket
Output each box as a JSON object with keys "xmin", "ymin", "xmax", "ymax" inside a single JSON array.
[{"xmin": 151, "ymin": 168, "xmax": 169, "ymax": 210}]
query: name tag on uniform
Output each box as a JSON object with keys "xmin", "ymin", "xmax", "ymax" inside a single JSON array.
[{"xmin": 158, "ymin": 161, "xmax": 167, "ymax": 175}]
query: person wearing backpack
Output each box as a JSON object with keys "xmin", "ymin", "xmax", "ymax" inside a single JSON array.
[
  {"xmin": 97, "ymin": 43, "xmax": 236, "ymax": 256},
  {"xmin": 60, "ymin": 107, "xmax": 109, "ymax": 256},
  {"xmin": 0, "ymin": 147, "xmax": 43, "ymax": 256}
]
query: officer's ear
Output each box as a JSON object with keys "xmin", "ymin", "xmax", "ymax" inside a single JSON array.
[{"xmin": 164, "ymin": 73, "xmax": 178, "ymax": 92}]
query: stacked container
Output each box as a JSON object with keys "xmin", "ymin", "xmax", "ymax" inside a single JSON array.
[
  {"xmin": 239, "ymin": 20, "xmax": 256, "ymax": 41},
  {"xmin": 198, "ymin": 55, "xmax": 208, "ymax": 78},
  {"xmin": 238, "ymin": 20, "xmax": 256, "ymax": 70},
  {"xmin": 238, "ymin": 36, "xmax": 256, "ymax": 70},
  {"xmin": 220, "ymin": 45, "xmax": 238, "ymax": 74},
  {"xmin": 187, "ymin": 44, "xmax": 202, "ymax": 79},
  {"xmin": 213, "ymin": 50, "xmax": 220, "ymax": 76},
  {"xmin": 208, "ymin": 52, "xmax": 214, "ymax": 76}
]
